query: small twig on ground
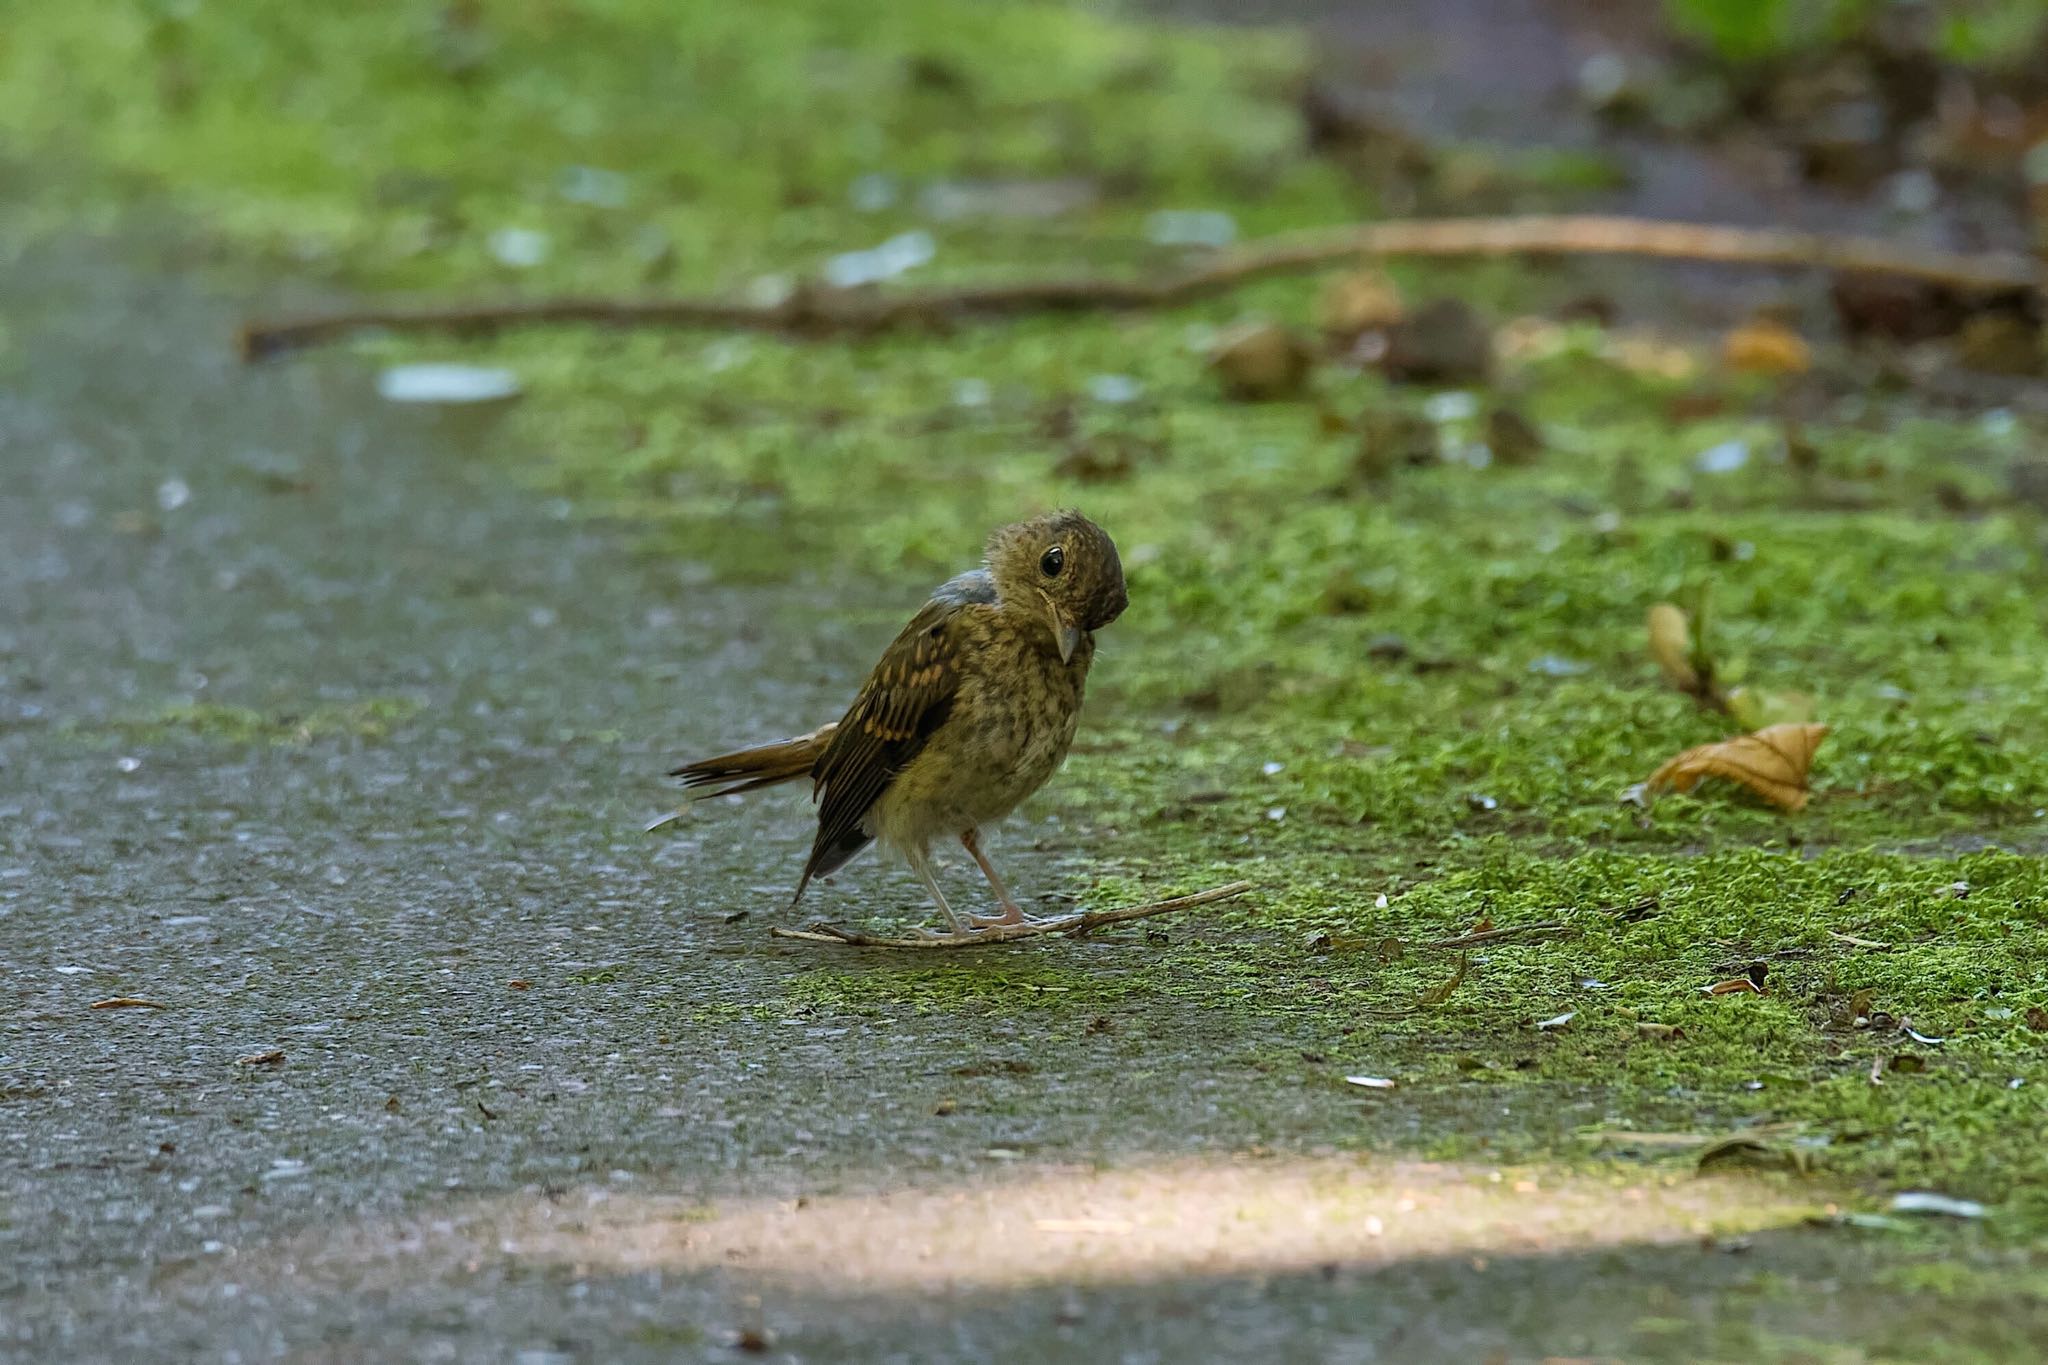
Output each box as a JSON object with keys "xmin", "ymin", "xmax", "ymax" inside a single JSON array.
[
  {"xmin": 1426, "ymin": 921, "xmax": 1574, "ymax": 949},
  {"xmin": 238, "ymin": 214, "xmax": 2046, "ymax": 358},
  {"xmin": 768, "ymin": 879, "xmax": 1254, "ymax": 949},
  {"xmin": 88, "ymin": 997, "xmax": 169, "ymax": 1010}
]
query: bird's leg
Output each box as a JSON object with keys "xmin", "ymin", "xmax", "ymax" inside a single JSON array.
[
  {"xmin": 960, "ymin": 829, "xmax": 1043, "ymax": 927},
  {"xmin": 904, "ymin": 845, "xmax": 975, "ymax": 939}
]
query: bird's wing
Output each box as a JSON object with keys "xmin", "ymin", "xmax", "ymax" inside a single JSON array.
[{"xmin": 796, "ymin": 585, "xmax": 986, "ymax": 896}]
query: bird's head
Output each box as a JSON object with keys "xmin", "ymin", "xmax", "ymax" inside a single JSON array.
[{"xmin": 985, "ymin": 510, "xmax": 1126, "ymax": 664}]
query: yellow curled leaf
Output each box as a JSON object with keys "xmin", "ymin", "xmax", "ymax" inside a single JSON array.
[{"xmin": 1644, "ymin": 723, "xmax": 1829, "ymax": 812}]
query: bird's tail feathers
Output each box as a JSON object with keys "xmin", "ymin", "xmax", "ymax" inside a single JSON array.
[{"xmin": 669, "ymin": 723, "xmax": 835, "ymax": 799}]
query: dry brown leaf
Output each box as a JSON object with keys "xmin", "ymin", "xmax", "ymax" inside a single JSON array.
[
  {"xmin": 89, "ymin": 997, "xmax": 167, "ymax": 1010},
  {"xmin": 1703, "ymin": 976, "xmax": 1763, "ymax": 996},
  {"xmin": 1644, "ymin": 723, "xmax": 1829, "ymax": 812},
  {"xmin": 1607, "ymin": 330, "xmax": 1699, "ymax": 381},
  {"xmin": 1305, "ymin": 930, "xmax": 1377, "ymax": 955},
  {"xmin": 1318, "ymin": 269, "xmax": 1405, "ymax": 343},
  {"xmin": 1722, "ymin": 318, "xmax": 1812, "ymax": 376},
  {"xmin": 1417, "ymin": 953, "xmax": 1469, "ymax": 1006},
  {"xmin": 237, "ymin": 1049, "xmax": 285, "ymax": 1066},
  {"xmin": 1647, "ymin": 603, "xmax": 1699, "ymax": 693},
  {"xmin": 1208, "ymin": 321, "xmax": 1315, "ymax": 401}
]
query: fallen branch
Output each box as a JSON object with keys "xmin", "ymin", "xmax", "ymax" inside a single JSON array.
[
  {"xmin": 1427, "ymin": 920, "xmax": 1573, "ymax": 949},
  {"xmin": 768, "ymin": 879, "xmax": 1254, "ymax": 948},
  {"xmin": 239, "ymin": 214, "xmax": 2047, "ymax": 358}
]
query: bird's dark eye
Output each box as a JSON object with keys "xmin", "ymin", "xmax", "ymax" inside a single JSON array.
[{"xmin": 1040, "ymin": 545, "xmax": 1065, "ymax": 578}]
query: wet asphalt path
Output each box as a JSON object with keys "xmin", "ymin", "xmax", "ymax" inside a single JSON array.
[{"xmin": 0, "ymin": 225, "xmax": 933, "ymax": 1357}]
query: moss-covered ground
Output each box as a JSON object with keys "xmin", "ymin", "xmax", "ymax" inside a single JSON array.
[{"xmin": 10, "ymin": 0, "xmax": 2047, "ymax": 1271}]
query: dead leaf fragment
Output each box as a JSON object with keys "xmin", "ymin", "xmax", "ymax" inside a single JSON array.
[
  {"xmin": 2025, "ymin": 1007, "xmax": 2048, "ymax": 1032},
  {"xmin": 1344, "ymin": 1075, "xmax": 1398, "ymax": 1089},
  {"xmin": 1417, "ymin": 953, "xmax": 1469, "ymax": 1006},
  {"xmin": 1636, "ymin": 1022, "xmax": 1685, "ymax": 1041},
  {"xmin": 1704, "ymin": 976, "xmax": 1762, "ymax": 996},
  {"xmin": 1956, "ymin": 313, "xmax": 2042, "ymax": 376},
  {"xmin": 1535, "ymin": 1011, "xmax": 1576, "ymax": 1031},
  {"xmin": 1208, "ymin": 321, "xmax": 1315, "ymax": 401},
  {"xmin": 1828, "ymin": 931, "xmax": 1890, "ymax": 952},
  {"xmin": 1647, "ymin": 603, "xmax": 1699, "ymax": 693},
  {"xmin": 1318, "ymin": 269, "xmax": 1405, "ymax": 345},
  {"xmin": 1380, "ymin": 297, "xmax": 1492, "ymax": 384},
  {"xmin": 89, "ymin": 997, "xmax": 168, "ymax": 1010},
  {"xmin": 237, "ymin": 1049, "xmax": 285, "ymax": 1067},
  {"xmin": 1722, "ymin": 318, "xmax": 1812, "ymax": 377},
  {"xmin": 1643, "ymin": 723, "xmax": 1829, "ymax": 812}
]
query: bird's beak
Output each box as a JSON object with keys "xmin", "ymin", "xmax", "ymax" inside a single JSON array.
[{"xmin": 1042, "ymin": 594, "xmax": 1081, "ymax": 664}]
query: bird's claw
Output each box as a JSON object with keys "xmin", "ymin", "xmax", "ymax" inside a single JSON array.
[{"xmin": 966, "ymin": 906, "xmax": 1045, "ymax": 929}]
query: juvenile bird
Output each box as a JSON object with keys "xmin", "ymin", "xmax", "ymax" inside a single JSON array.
[{"xmin": 671, "ymin": 510, "xmax": 1126, "ymax": 938}]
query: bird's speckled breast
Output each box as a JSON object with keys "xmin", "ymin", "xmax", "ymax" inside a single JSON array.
[{"xmin": 869, "ymin": 614, "xmax": 1093, "ymax": 852}]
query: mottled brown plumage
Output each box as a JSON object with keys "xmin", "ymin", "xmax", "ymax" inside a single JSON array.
[{"xmin": 672, "ymin": 510, "xmax": 1126, "ymax": 936}]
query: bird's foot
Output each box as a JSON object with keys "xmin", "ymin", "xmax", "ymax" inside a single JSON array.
[
  {"xmin": 916, "ymin": 925, "xmax": 990, "ymax": 942},
  {"xmin": 966, "ymin": 903, "xmax": 1046, "ymax": 929}
]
